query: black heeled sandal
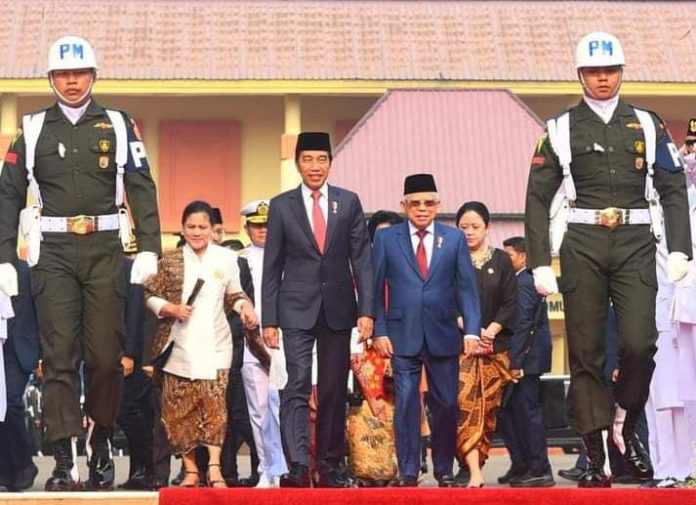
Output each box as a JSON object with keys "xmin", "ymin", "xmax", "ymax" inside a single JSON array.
[
  {"xmin": 207, "ymin": 464, "xmax": 227, "ymax": 488},
  {"xmin": 180, "ymin": 471, "xmax": 200, "ymax": 488}
]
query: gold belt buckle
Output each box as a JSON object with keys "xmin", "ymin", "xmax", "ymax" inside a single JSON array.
[
  {"xmin": 595, "ymin": 207, "xmax": 623, "ymax": 229},
  {"xmin": 67, "ymin": 215, "xmax": 96, "ymax": 234}
]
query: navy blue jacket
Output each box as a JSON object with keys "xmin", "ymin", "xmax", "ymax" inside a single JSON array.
[
  {"xmin": 509, "ymin": 269, "xmax": 552, "ymax": 375},
  {"xmin": 6, "ymin": 260, "xmax": 40, "ymax": 374}
]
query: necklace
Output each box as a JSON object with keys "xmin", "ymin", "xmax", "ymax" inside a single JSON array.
[{"xmin": 471, "ymin": 246, "xmax": 493, "ymax": 270}]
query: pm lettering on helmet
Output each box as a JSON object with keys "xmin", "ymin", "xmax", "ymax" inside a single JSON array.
[
  {"xmin": 588, "ymin": 40, "xmax": 613, "ymax": 57},
  {"xmin": 60, "ymin": 43, "xmax": 84, "ymax": 61}
]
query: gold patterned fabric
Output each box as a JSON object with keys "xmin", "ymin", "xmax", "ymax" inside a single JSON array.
[
  {"xmin": 456, "ymin": 351, "xmax": 512, "ymax": 465},
  {"xmin": 161, "ymin": 369, "xmax": 229, "ymax": 454},
  {"xmin": 346, "ymin": 398, "xmax": 397, "ymax": 481}
]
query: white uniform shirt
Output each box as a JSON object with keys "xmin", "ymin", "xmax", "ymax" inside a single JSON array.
[
  {"xmin": 147, "ymin": 243, "xmax": 244, "ymax": 380},
  {"xmin": 243, "ymin": 244, "xmax": 264, "ymax": 364}
]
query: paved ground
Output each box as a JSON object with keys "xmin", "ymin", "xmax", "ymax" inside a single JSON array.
[{"xmin": 18, "ymin": 452, "xmax": 589, "ymax": 491}]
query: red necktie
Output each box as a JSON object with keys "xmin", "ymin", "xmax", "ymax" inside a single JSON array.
[
  {"xmin": 416, "ymin": 229, "xmax": 428, "ymax": 277},
  {"xmin": 312, "ymin": 190, "xmax": 327, "ymax": 253}
]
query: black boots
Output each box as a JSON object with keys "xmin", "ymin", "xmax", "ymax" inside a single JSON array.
[
  {"xmin": 45, "ymin": 438, "xmax": 81, "ymax": 491},
  {"xmin": 578, "ymin": 430, "xmax": 611, "ymax": 488},
  {"xmin": 84, "ymin": 424, "xmax": 115, "ymax": 491},
  {"xmin": 617, "ymin": 409, "xmax": 653, "ymax": 482}
]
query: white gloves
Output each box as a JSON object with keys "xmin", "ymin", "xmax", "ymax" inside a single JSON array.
[
  {"xmin": 668, "ymin": 252, "xmax": 690, "ymax": 284},
  {"xmin": 532, "ymin": 266, "xmax": 558, "ymax": 296},
  {"xmin": 130, "ymin": 252, "xmax": 158, "ymax": 284},
  {"xmin": 0, "ymin": 263, "xmax": 18, "ymax": 297}
]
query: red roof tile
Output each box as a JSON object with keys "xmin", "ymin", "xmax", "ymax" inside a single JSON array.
[
  {"xmin": 1, "ymin": 0, "xmax": 695, "ymax": 82},
  {"xmin": 330, "ymin": 89, "xmax": 544, "ymax": 215}
]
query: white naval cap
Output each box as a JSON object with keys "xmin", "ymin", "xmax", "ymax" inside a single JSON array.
[{"xmin": 240, "ymin": 199, "xmax": 270, "ymax": 224}]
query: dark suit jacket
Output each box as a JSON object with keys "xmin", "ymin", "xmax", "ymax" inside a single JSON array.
[
  {"xmin": 509, "ymin": 269, "xmax": 552, "ymax": 375},
  {"xmin": 123, "ymin": 258, "xmax": 146, "ymax": 362},
  {"xmin": 229, "ymin": 255, "xmax": 254, "ymax": 372},
  {"xmin": 372, "ymin": 221, "xmax": 481, "ymax": 357},
  {"xmin": 262, "ymin": 184, "xmax": 374, "ymax": 330},
  {"xmin": 7, "ymin": 260, "xmax": 40, "ymax": 374}
]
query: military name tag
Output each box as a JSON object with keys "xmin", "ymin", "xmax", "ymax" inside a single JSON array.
[
  {"xmin": 99, "ymin": 156, "xmax": 109, "ymax": 169},
  {"xmin": 99, "ymin": 139, "xmax": 110, "ymax": 152},
  {"xmin": 635, "ymin": 157, "xmax": 644, "ymax": 170}
]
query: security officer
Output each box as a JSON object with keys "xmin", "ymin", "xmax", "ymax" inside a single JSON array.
[
  {"xmin": 0, "ymin": 35, "xmax": 161, "ymax": 491},
  {"xmin": 524, "ymin": 31, "xmax": 691, "ymax": 488}
]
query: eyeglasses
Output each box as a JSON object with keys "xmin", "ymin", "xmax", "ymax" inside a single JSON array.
[{"xmin": 405, "ymin": 199, "xmax": 439, "ymax": 209}]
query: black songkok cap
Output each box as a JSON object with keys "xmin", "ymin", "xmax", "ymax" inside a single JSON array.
[
  {"xmin": 404, "ymin": 173, "xmax": 437, "ymax": 195},
  {"xmin": 295, "ymin": 132, "xmax": 332, "ymax": 160},
  {"xmin": 211, "ymin": 207, "xmax": 223, "ymax": 225}
]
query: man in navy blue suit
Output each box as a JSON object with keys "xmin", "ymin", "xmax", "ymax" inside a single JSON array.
[
  {"xmin": 262, "ymin": 132, "xmax": 374, "ymax": 488},
  {"xmin": 497, "ymin": 237, "xmax": 555, "ymax": 488},
  {"xmin": 0, "ymin": 259, "xmax": 39, "ymax": 492},
  {"xmin": 372, "ymin": 173, "xmax": 481, "ymax": 487}
]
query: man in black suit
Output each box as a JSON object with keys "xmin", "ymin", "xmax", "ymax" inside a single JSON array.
[
  {"xmin": 498, "ymin": 237, "xmax": 555, "ymax": 488},
  {"xmin": 0, "ymin": 259, "xmax": 39, "ymax": 492},
  {"xmin": 262, "ymin": 132, "xmax": 374, "ymax": 488}
]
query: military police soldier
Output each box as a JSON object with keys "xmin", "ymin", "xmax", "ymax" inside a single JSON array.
[
  {"xmin": 525, "ymin": 32, "xmax": 692, "ymax": 488},
  {"xmin": 0, "ymin": 35, "xmax": 161, "ymax": 491}
]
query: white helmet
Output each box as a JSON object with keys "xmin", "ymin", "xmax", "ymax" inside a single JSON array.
[
  {"xmin": 575, "ymin": 31, "xmax": 625, "ymax": 69},
  {"xmin": 47, "ymin": 35, "xmax": 98, "ymax": 73}
]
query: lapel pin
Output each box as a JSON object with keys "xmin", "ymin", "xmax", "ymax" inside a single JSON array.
[
  {"xmin": 331, "ymin": 201, "xmax": 338, "ymax": 214},
  {"xmin": 436, "ymin": 236, "xmax": 443, "ymax": 248}
]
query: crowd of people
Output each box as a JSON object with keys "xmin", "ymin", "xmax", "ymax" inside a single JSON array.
[{"xmin": 0, "ymin": 29, "xmax": 695, "ymax": 492}]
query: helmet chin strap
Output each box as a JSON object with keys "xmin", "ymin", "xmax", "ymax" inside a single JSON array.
[
  {"xmin": 579, "ymin": 68, "xmax": 623, "ymax": 101},
  {"xmin": 49, "ymin": 72, "xmax": 95, "ymax": 108}
]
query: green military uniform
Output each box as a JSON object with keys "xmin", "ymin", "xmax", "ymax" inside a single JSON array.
[
  {"xmin": 525, "ymin": 99, "xmax": 692, "ymax": 435},
  {"xmin": 0, "ymin": 100, "xmax": 161, "ymax": 442}
]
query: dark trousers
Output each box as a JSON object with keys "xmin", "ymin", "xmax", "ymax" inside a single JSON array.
[
  {"xmin": 117, "ymin": 366, "xmax": 154, "ymax": 476},
  {"xmin": 32, "ymin": 233, "xmax": 125, "ymax": 442},
  {"xmin": 222, "ymin": 369, "xmax": 259, "ymax": 478},
  {"xmin": 151, "ymin": 382, "xmax": 172, "ymax": 481},
  {"xmin": 0, "ymin": 351, "xmax": 33, "ymax": 484},
  {"xmin": 281, "ymin": 310, "xmax": 351, "ymax": 474},
  {"xmin": 560, "ymin": 226, "xmax": 657, "ymax": 434},
  {"xmin": 498, "ymin": 375, "xmax": 551, "ymax": 475},
  {"xmin": 392, "ymin": 350, "xmax": 458, "ymax": 479}
]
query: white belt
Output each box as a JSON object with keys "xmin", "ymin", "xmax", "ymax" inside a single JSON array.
[
  {"xmin": 567, "ymin": 207, "xmax": 651, "ymax": 229},
  {"xmin": 40, "ymin": 214, "xmax": 120, "ymax": 234}
]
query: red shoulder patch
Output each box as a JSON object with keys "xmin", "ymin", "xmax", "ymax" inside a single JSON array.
[{"xmin": 4, "ymin": 151, "xmax": 18, "ymax": 164}]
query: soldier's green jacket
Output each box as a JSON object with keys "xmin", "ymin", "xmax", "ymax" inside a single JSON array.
[
  {"xmin": 0, "ymin": 100, "xmax": 161, "ymax": 262},
  {"xmin": 525, "ymin": 99, "xmax": 692, "ymax": 268}
]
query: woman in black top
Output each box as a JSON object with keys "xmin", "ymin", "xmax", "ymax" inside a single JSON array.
[{"xmin": 455, "ymin": 201, "xmax": 517, "ymax": 487}]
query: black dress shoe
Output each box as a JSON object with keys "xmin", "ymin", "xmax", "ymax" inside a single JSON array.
[
  {"xmin": 498, "ymin": 466, "xmax": 528, "ymax": 484},
  {"xmin": 45, "ymin": 438, "xmax": 81, "ymax": 492},
  {"xmin": 238, "ymin": 474, "xmax": 260, "ymax": 487},
  {"xmin": 11, "ymin": 463, "xmax": 39, "ymax": 491},
  {"xmin": 0, "ymin": 484, "xmax": 8, "ymax": 492},
  {"xmin": 118, "ymin": 467, "xmax": 151, "ymax": 490},
  {"xmin": 557, "ymin": 467, "xmax": 584, "ymax": 482},
  {"xmin": 316, "ymin": 470, "xmax": 355, "ymax": 488},
  {"xmin": 144, "ymin": 476, "xmax": 170, "ymax": 490},
  {"xmin": 509, "ymin": 471, "xmax": 556, "ymax": 488},
  {"xmin": 279, "ymin": 464, "xmax": 311, "ymax": 488},
  {"xmin": 454, "ymin": 466, "xmax": 470, "ymax": 487},
  {"xmin": 435, "ymin": 473, "xmax": 457, "ymax": 488},
  {"xmin": 389, "ymin": 475, "xmax": 418, "ymax": 487}
]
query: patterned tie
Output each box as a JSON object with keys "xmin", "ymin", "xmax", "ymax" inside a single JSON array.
[
  {"xmin": 416, "ymin": 229, "xmax": 428, "ymax": 278},
  {"xmin": 312, "ymin": 190, "xmax": 327, "ymax": 253}
]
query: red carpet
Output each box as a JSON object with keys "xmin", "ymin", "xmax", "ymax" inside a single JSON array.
[{"xmin": 159, "ymin": 487, "xmax": 696, "ymax": 505}]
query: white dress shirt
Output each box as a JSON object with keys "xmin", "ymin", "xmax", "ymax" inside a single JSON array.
[
  {"xmin": 408, "ymin": 221, "xmax": 435, "ymax": 267},
  {"xmin": 301, "ymin": 182, "xmax": 328, "ymax": 233},
  {"xmin": 147, "ymin": 243, "xmax": 245, "ymax": 380}
]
